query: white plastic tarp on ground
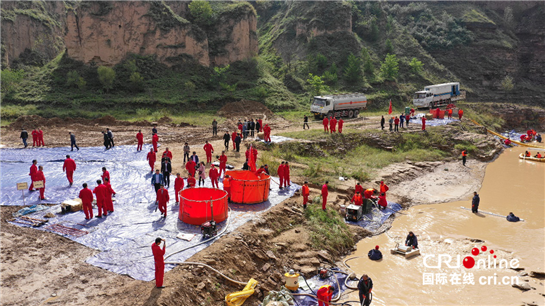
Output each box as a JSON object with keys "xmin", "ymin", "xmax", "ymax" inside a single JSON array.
[{"xmin": 1, "ymin": 145, "xmax": 300, "ymax": 281}]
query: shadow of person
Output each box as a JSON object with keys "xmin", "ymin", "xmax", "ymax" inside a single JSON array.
[
  {"xmin": 474, "ymin": 212, "xmax": 486, "ymax": 218},
  {"xmin": 143, "ymin": 287, "xmax": 163, "ymax": 306}
]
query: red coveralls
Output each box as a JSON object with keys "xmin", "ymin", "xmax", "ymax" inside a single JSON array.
[
  {"xmin": 330, "ymin": 118, "xmax": 337, "ymax": 133},
  {"xmin": 93, "ymin": 184, "xmax": 108, "ymax": 217},
  {"xmin": 38, "ymin": 130, "xmax": 44, "ymax": 146},
  {"xmin": 32, "ymin": 130, "xmax": 39, "ymax": 147},
  {"xmin": 380, "ymin": 182, "xmax": 389, "ymax": 195},
  {"xmin": 277, "ymin": 164, "xmax": 285, "ymax": 188},
  {"xmin": 101, "ymin": 170, "xmax": 110, "ymax": 183},
  {"xmin": 421, "ymin": 117, "xmax": 426, "ymax": 131},
  {"xmin": 352, "ymin": 193, "xmax": 363, "ymax": 206},
  {"xmin": 317, "ymin": 285, "xmax": 333, "ymax": 306},
  {"xmin": 156, "ymin": 187, "xmax": 169, "ymax": 216},
  {"xmin": 458, "ymin": 109, "xmax": 463, "ymax": 120},
  {"xmin": 321, "ymin": 184, "xmax": 328, "ymax": 210},
  {"xmin": 284, "ymin": 164, "xmax": 291, "ymax": 186},
  {"xmin": 203, "ymin": 143, "xmax": 214, "ymax": 163},
  {"xmin": 252, "ymin": 147, "xmax": 258, "ymax": 161},
  {"xmin": 378, "ymin": 194, "xmax": 387, "ymax": 208},
  {"xmin": 219, "ymin": 154, "xmax": 227, "ymax": 177},
  {"xmin": 302, "ymin": 185, "xmax": 310, "ymax": 207},
  {"xmin": 147, "ymin": 151, "xmax": 156, "ymax": 171},
  {"xmin": 209, "ymin": 167, "xmax": 219, "ymax": 188},
  {"xmin": 231, "ymin": 132, "xmax": 237, "ymax": 150},
  {"xmin": 136, "ymin": 132, "xmax": 144, "ymax": 151},
  {"xmin": 264, "ymin": 125, "xmax": 271, "ymax": 142},
  {"xmin": 448, "ymin": 109, "xmax": 453, "ymax": 119},
  {"xmin": 187, "ymin": 176, "xmax": 196, "ymax": 188},
  {"xmin": 355, "ymin": 184, "xmax": 364, "ymax": 195},
  {"xmin": 338, "ymin": 119, "xmax": 344, "ymax": 133},
  {"xmin": 174, "ymin": 177, "xmax": 184, "ymax": 203},
  {"xmin": 63, "ymin": 158, "xmax": 77, "ymax": 185},
  {"xmin": 186, "ymin": 160, "xmax": 196, "ymax": 177},
  {"xmin": 151, "ymin": 243, "xmax": 165, "ymax": 287},
  {"xmin": 152, "ymin": 134, "xmax": 159, "ymax": 152},
  {"xmin": 104, "ymin": 182, "xmax": 116, "ymax": 212},
  {"xmin": 162, "ymin": 150, "xmax": 173, "ymax": 161},
  {"xmin": 238, "ymin": 123, "xmax": 243, "ymax": 134},
  {"xmin": 323, "ymin": 117, "xmax": 329, "ymax": 132},
  {"xmin": 79, "ymin": 187, "xmax": 94, "ymax": 219},
  {"xmin": 258, "ymin": 119, "xmax": 263, "ymax": 132},
  {"xmin": 29, "ymin": 164, "xmax": 37, "ymax": 191},
  {"xmin": 248, "ymin": 152, "xmax": 256, "ymax": 172},
  {"xmin": 34, "ymin": 170, "xmax": 46, "ymax": 200}
]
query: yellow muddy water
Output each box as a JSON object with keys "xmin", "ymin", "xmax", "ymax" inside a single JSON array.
[{"xmin": 344, "ymin": 147, "xmax": 545, "ymax": 306}]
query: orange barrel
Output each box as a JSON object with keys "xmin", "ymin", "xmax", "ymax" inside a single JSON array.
[
  {"xmin": 179, "ymin": 187, "xmax": 228, "ymax": 225},
  {"xmin": 225, "ymin": 170, "xmax": 270, "ymax": 204}
]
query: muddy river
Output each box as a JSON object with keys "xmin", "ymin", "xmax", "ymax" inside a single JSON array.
[{"xmin": 344, "ymin": 147, "xmax": 544, "ymax": 305}]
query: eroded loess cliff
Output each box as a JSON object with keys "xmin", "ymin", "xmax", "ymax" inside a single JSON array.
[{"xmin": 1, "ymin": 1, "xmax": 258, "ymax": 68}]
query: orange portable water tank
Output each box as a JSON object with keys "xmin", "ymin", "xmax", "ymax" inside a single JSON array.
[
  {"xmin": 179, "ymin": 188, "xmax": 228, "ymax": 225},
  {"xmin": 225, "ymin": 170, "xmax": 270, "ymax": 204}
]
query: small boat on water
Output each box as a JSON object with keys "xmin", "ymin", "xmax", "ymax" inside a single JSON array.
[{"xmin": 519, "ymin": 153, "xmax": 545, "ymax": 162}]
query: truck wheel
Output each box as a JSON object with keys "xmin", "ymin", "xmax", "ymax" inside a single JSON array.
[
  {"xmin": 354, "ymin": 110, "xmax": 359, "ymax": 117},
  {"xmin": 348, "ymin": 110, "xmax": 354, "ymax": 118},
  {"xmin": 327, "ymin": 111, "xmax": 334, "ymax": 118},
  {"xmin": 429, "ymin": 103, "xmax": 433, "ymax": 109}
]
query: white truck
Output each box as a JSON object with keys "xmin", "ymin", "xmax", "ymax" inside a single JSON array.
[
  {"xmin": 310, "ymin": 93, "xmax": 367, "ymax": 119},
  {"xmin": 412, "ymin": 82, "xmax": 466, "ymax": 109}
]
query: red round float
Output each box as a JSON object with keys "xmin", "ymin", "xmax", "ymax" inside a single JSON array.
[
  {"xmin": 225, "ymin": 170, "xmax": 270, "ymax": 204},
  {"xmin": 178, "ymin": 188, "xmax": 228, "ymax": 225}
]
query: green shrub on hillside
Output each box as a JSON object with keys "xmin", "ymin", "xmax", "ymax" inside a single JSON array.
[
  {"xmin": 1, "ymin": 69, "xmax": 25, "ymax": 97},
  {"xmin": 343, "ymin": 53, "xmax": 363, "ymax": 86},
  {"xmin": 307, "ymin": 73, "xmax": 328, "ymax": 96},
  {"xmin": 409, "ymin": 57, "xmax": 424, "ymax": 74},
  {"xmin": 97, "ymin": 66, "xmax": 116, "ymax": 92},
  {"xmin": 188, "ymin": 0, "xmax": 213, "ymax": 26},
  {"xmin": 380, "ymin": 54, "xmax": 399, "ymax": 81}
]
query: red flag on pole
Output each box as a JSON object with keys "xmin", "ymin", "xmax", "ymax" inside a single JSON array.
[{"xmin": 388, "ymin": 99, "xmax": 392, "ymax": 115}]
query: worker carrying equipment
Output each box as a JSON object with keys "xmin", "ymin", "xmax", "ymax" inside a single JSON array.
[{"xmin": 316, "ymin": 284, "xmax": 334, "ymax": 306}]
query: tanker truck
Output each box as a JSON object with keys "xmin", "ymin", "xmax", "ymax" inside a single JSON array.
[
  {"xmin": 310, "ymin": 93, "xmax": 367, "ymax": 119},
  {"xmin": 412, "ymin": 82, "xmax": 466, "ymax": 109}
]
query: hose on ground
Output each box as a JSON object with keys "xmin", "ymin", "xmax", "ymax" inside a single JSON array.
[
  {"xmin": 163, "ymin": 261, "xmax": 247, "ymax": 286},
  {"xmin": 164, "ymin": 208, "xmax": 232, "ymax": 261}
]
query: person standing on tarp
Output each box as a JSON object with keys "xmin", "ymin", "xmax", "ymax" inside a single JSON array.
[
  {"xmin": 209, "ymin": 165, "xmax": 219, "ymax": 188},
  {"xmin": 35, "ymin": 165, "xmax": 46, "ymax": 200},
  {"xmin": 285, "ymin": 162, "xmax": 291, "ymax": 187},
  {"xmin": 29, "ymin": 160, "xmax": 38, "ymax": 191},
  {"xmin": 151, "ymin": 169, "xmax": 163, "ymax": 194},
  {"xmin": 152, "ymin": 132, "xmax": 159, "ymax": 153},
  {"xmin": 316, "ymin": 284, "xmax": 333, "ymax": 306},
  {"xmin": 156, "ymin": 184, "xmax": 169, "ymax": 218},
  {"xmin": 152, "ymin": 237, "xmax": 166, "ymax": 288},
  {"xmin": 136, "ymin": 130, "xmax": 144, "ymax": 151},
  {"xmin": 161, "ymin": 157, "xmax": 172, "ymax": 188},
  {"xmin": 93, "ymin": 180, "xmax": 107, "ymax": 217},
  {"xmin": 174, "ymin": 173, "xmax": 184, "ymax": 204},
  {"xmin": 63, "ymin": 155, "xmax": 77, "ymax": 186},
  {"xmin": 20, "ymin": 128, "xmax": 28, "ymax": 148},
  {"xmin": 186, "ymin": 159, "xmax": 196, "ymax": 178},
  {"xmin": 198, "ymin": 162, "xmax": 206, "ymax": 186},
  {"xmin": 101, "ymin": 167, "xmax": 110, "ymax": 183},
  {"xmin": 79, "ymin": 183, "xmax": 94, "ymax": 220},
  {"xmin": 106, "ymin": 128, "xmax": 114, "ymax": 147},
  {"xmin": 358, "ymin": 274, "xmax": 373, "ymax": 306},
  {"xmin": 147, "ymin": 148, "xmax": 156, "ymax": 173},
  {"xmin": 219, "ymin": 151, "xmax": 227, "ymax": 177},
  {"xmin": 102, "ymin": 131, "xmax": 110, "ymax": 150},
  {"xmin": 103, "ymin": 177, "xmax": 116, "ymax": 213},
  {"xmin": 321, "ymin": 181, "xmax": 329, "ymax": 211},
  {"xmin": 264, "ymin": 124, "xmax": 271, "ymax": 142},
  {"xmin": 277, "ymin": 161, "xmax": 285, "ymax": 189},
  {"xmin": 69, "ymin": 132, "xmax": 79, "ymax": 151}
]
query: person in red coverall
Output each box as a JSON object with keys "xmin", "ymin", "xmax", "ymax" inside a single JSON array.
[
  {"xmin": 355, "ymin": 182, "xmax": 364, "ymax": 195},
  {"xmin": 103, "ymin": 177, "xmax": 116, "ymax": 213},
  {"xmin": 231, "ymin": 131, "xmax": 237, "ymax": 150},
  {"xmin": 264, "ymin": 124, "xmax": 271, "ymax": 142},
  {"xmin": 101, "ymin": 167, "xmax": 110, "ymax": 183},
  {"xmin": 323, "ymin": 116, "xmax": 329, "ymax": 132},
  {"xmin": 364, "ymin": 188, "xmax": 378, "ymax": 200},
  {"xmin": 147, "ymin": 148, "xmax": 156, "ymax": 173},
  {"xmin": 351, "ymin": 191, "xmax": 363, "ymax": 206},
  {"xmin": 136, "ymin": 130, "xmax": 144, "ymax": 151},
  {"xmin": 187, "ymin": 175, "xmax": 196, "ymax": 188},
  {"xmin": 38, "ymin": 128, "xmax": 45, "ymax": 146},
  {"xmin": 219, "ymin": 151, "xmax": 227, "ymax": 177},
  {"xmin": 302, "ymin": 181, "xmax": 310, "ymax": 209},
  {"xmin": 29, "ymin": 160, "xmax": 38, "ymax": 191},
  {"xmin": 458, "ymin": 109, "xmax": 463, "ymax": 120},
  {"xmin": 248, "ymin": 149, "xmax": 257, "ymax": 172},
  {"xmin": 162, "ymin": 147, "xmax": 173, "ymax": 160},
  {"xmin": 209, "ymin": 165, "xmax": 219, "ymax": 188},
  {"xmin": 156, "ymin": 184, "xmax": 169, "ymax": 218},
  {"xmin": 277, "ymin": 161, "xmax": 285, "ymax": 189},
  {"xmin": 330, "ymin": 117, "xmax": 337, "ymax": 133},
  {"xmin": 79, "ymin": 183, "xmax": 94, "ymax": 219},
  {"xmin": 238, "ymin": 121, "xmax": 243, "ymax": 134},
  {"xmin": 421, "ymin": 116, "xmax": 426, "ymax": 131},
  {"xmin": 63, "ymin": 155, "xmax": 77, "ymax": 186},
  {"xmin": 93, "ymin": 180, "xmax": 107, "ymax": 217},
  {"xmin": 380, "ymin": 181, "xmax": 389, "ymax": 195},
  {"xmin": 378, "ymin": 192, "xmax": 387, "ymax": 210},
  {"xmin": 31, "ymin": 129, "xmax": 39, "ymax": 147},
  {"xmin": 174, "ymin": 173, "xmax": 184, "ymax": 204},
  {"xmin": 151, "ymin": 237, "xmax": 166, "ymax": 288},
  {"xmin": 321, "ymin": 181, "xmax": 329, "ymax": 211},
  {"xmin": 152, "ymin": 132, "xmax": 159, "ymax": 152},
  {"xmin": 284, "ymin": 162, "xmax": 291, "ymax": 187},
  {"xmin": 35, "ymin": 166, "xmax": 46, "ymax": 200},
  {"xmin": 316, "ymin": 284, "xmax": 333, "ymax": 306},
  {"xmin": 186, "ymin": 160, "xmax": 196, "ymax": 177},
  {"xmin": 338, "ymin": 118, "xmax": 344, "ymax": 133},
  {"xmin": 255, "ymin": 166, "xmax": 266, "ymax": 176},
  {"xmin": 448, "ymin": 108, "xmax": 453, "ymax": 119},
  {"xmin": 203, "ymin": 141, "xmax": 214, "ymax": 164},
  {"xmin": 258, "ymin": 119, "xmax": 263, "ymax": 132},
  {"xmin": 252, "ymin": 146, "xmax": 258, "ymax": 162}
]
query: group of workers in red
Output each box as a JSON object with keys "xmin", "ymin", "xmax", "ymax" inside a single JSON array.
[
  {"xmin": 322, "ymin": 116, "xmax": 345, "ymax": 134},
  {"xmin": 30, "ymin": 128, "xmax": 46, "ymax": 147}
]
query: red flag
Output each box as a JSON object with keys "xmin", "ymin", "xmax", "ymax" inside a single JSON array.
[{"xmin": 388, "ymin": 99, "xmax": 392, "ymax": 115}]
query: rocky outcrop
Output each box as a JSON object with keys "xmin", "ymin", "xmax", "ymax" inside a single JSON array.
[{"xmin": 2, "ymin": 1, "xmax": 258, "ymax": 68}]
